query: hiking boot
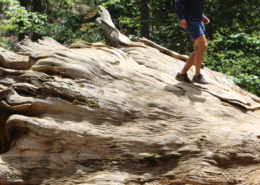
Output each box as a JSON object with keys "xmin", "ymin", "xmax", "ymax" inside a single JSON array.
[
  {"xmin": 192, "ymin": 74, "xmax": 210, "ymax": 84},
  {"xmin": 175, "ymin": 73, "xmax": 192, "ymax": 83}
]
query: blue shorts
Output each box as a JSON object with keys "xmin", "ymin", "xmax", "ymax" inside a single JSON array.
[{"xmin": 185, "ymin": 21, "xmax": 205, "ymax": 44}]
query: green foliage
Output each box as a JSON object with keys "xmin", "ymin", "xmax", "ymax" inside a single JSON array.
[
  {"xmin": 205, "ymin": 33, "xmax": 260, "ymax": 75},
  {"xmin": 1, "ymin": 0, "xmax": 260, "ymax": 96},
  {"xmin": 100, "ymin": 0, "xmax": 141, "ymax": 37},
  {"xmin": 0, "ymin": 0, "xmax": 105, "ymax": 44},
  {"xmin": 232, "ymin": 75, "xmax": 260, "ymax": 96},
  {"xmin": 68, "ymin": 0, "xmax": 98, "ymax": 6},
  {"xmin": 204, "ymin": 33, "xmax": 260, "ymax": 96},
  {"xmin": 0, "ymin": 0, "xmax": 47, "ymax": 33},
  {"xmin": 0, "ymin": 22, "xmax": 18, "ymax": 35},
  {"xmin": 99, "ymin": 0, "xmax": 192, "ymax": 54},
  {"xmin": 202, "ymin": 0, "xmax": 260, "ymax": 96},
  {"xmin": 100, "ymin": 0, "xmax": 260, "ymax": 96},
  {"xmin": 205, "ymin": 0, "xmax": 260, "ymax": 38},
  {"xmin": 80, "ymin": 24, "xmax": 105, "ymax": 43},
  {"xmin": 38, "ymin": 8, "xmax": 104, "ymax": 45},
  {"xmin": 0, "ymin": 38, "xmax": 15, "ymax": 50},
  {"xmin": 0, "ymin": 5, "xmax": 18, "ymax": 51}
]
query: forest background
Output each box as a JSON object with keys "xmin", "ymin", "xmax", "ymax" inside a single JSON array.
[{"xmin": 0, "ymin": 0, "xmax": 260, "ymax": 96}]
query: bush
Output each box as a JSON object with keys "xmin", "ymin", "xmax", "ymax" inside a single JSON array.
[
  {"xmin": 204, "ymin": 32, "xmax": 260, "ymax": 96},
  {"xmin": 0, "ymin": 0, "xmax": 47, "ymax": 35},
  {"xmin": 38, "ymin": 9, "xmax": 105, "ymax": 45},
  {"xmin": 231, "ymin": 75, "xmax": 260, "ymax": 96},
  {"xmin": 0, "ymin": 23, "xmax": 18, "ymax": 36},
  {"xmin": 0, "ymin": 37, "xmax": 16, "ymax": 50}
]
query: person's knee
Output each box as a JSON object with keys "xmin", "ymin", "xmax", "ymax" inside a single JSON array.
[
  {"xmin": 195, "ymin": 35, "xmax": 208, "ymax": 51},
  {"xmin": 199, "ymin": 42, "xmax": 208, "ymax": 51},
  {"xmin": 203, "ymin": 43, "xmax": 208, "ymax": 51}
]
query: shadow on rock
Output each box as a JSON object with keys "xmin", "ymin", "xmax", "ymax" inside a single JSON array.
[{"xmin": 165, "ymin": 83, "xmax": 206, "ymax": 103}]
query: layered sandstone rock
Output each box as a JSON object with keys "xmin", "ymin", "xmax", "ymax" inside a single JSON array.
[{"xmin": 0, "ymin": 6, "xmax": 260, "ymax": 185}]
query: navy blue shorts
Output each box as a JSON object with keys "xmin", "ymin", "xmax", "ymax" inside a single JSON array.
[{"xmin": 185, "ymin": 21, "xmax": 205, "ymax": 44}]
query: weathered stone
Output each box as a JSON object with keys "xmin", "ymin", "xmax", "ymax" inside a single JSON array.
[{"xmin": 0, "ymin": 5, "xmax": 260, "ymax": 185}]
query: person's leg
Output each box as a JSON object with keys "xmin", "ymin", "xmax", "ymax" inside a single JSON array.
[
  {"xmin": 191, "ymin": 34, "xmax": 210, "ymax": 84},
  {"xmin": 194, "ymin": 34, "xmax": 208, "ymax": 77},
  {"xmin": 175, "ymin": 44, "xmax": 198, "ymax": 83},
  {"xmin": 180, "ymin": 44, "xmax": 198, "ymax": 74},
  {"xmin": 175, "ymin": 21, "xmax": 208, "ymax": 83}
]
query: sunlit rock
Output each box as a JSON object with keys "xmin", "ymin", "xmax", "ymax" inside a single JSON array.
[{"xmin": 0, "ymin": 5, "xmax": 260, "ymax": 185}]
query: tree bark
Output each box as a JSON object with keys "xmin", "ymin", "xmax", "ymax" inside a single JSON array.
[
  {"xmin": 141, "ymin": 0, "xmax": 149, "ymax": 39},
  {"xmin": 19, "ymin": 0, "xmax": 29, "ymax": 9},
  {"xmin": 31, "ymin": 0, "xmax": 42, "ymax": 12},
  {"xmin": 18, "ymin": 0, "xmax": 29, "ymax": 41},
  {"xmin": 31, "ymin": 0, "xmax": 43, "ymax": 41}
]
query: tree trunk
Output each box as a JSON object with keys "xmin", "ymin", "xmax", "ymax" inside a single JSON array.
[
  {"xmin": 19, "ymin": 0, "xmax": 29, "ymax": 9},
  {"xmin": 141, "ymin": 0, "xmax": 149, "ymax": 39},
  {"xmin": 31, "ymin": 0, "xmax": 42, "ymax": 12},
  {"xmin": 18, "ymin": 21, "xmax": 26, "ymax": 41},
  {"xmin": 31, "ymin": 0, "xmax": 43, "ymax": 41},
  {"xmin": 45, "ymin": 0, "xmax": 50, "ymax": 14},
  {"xmin": 18, "ymin": 0, "xmax": 29, "ymax": 41}
]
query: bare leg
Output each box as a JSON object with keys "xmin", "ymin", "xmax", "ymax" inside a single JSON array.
[
  {"xmin": 194, "ymin": 34, "xmax": 208, "ymax": 77},
  {"xmin": 180, "ymin": 34, "xmax": 208, "ymax": 76},
  {"xmin": 180, "ymin": 44, "xmax": 198, "ymax": 74}
]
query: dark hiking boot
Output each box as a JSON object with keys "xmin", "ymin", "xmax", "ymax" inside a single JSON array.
[
  {"xmin": 192, "ymin": 74, "xmax": 210, "ymax": 84},
  {"xmin": 175, "ymin": 73, "xmax": 192, "ymax": 83}
]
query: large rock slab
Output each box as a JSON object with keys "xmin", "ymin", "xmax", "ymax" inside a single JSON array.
[{"xmin": 0, "ymin": 6, "xmax": 260, "ymax": 185}]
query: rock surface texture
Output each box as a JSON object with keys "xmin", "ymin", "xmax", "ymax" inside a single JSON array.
[{"xmin": 1, "ymin": 6, "xmax": 260, "ymax": 185}]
